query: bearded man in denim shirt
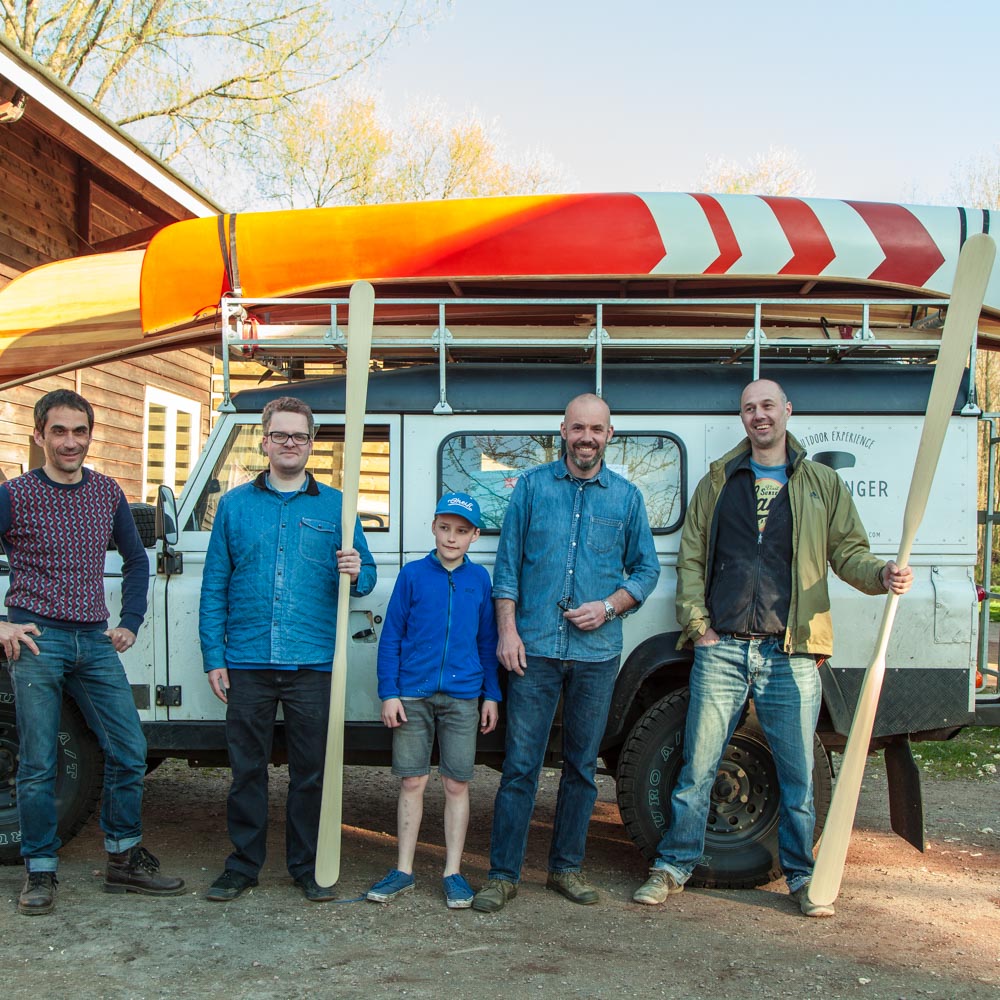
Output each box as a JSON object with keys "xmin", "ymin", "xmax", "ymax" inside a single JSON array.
[
  {"xmin": 473, "ymin": 393, "xmax": 659, "ymax": 912},
  {"xmin": 199, "ymin": 396, "xmax": 376, "ymax": 903}
]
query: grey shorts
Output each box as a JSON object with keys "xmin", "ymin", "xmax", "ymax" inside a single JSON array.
[{"xmin": 392, "ymin": 693, "xmax": 480, "ymax": 782}]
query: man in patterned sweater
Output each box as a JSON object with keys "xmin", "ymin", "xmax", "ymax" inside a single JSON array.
[{"xmin": 0, "ymin": 389, "xmax": 184, "ymax": 916}]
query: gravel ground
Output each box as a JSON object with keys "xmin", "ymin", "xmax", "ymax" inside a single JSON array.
[{"xmin": 1, "ymin": 760, "xmax": 998, "ymax": 1000}]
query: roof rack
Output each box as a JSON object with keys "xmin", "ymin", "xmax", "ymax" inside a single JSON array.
[{"xmin": 216, "ymin": 292, "xmax": 970, "ymax": 414}]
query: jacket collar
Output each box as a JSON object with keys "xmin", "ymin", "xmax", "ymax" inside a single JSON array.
[
  {"xmin": 252, "ymin": 469, "xmax": 320, "ymax": 496},
  {"xmin": 428, "ymin": 549, "xmax": 470, "ymax": 571},
  {"xmin": 717, "ymin": 432, "xmax": 806, "ymax": 481}
]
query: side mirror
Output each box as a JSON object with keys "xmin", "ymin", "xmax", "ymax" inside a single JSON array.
[{"xmin": 155, "ymin": 485, "xmax": 179, "ymax": 547}]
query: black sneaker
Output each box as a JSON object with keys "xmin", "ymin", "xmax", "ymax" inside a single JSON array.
[
  {"xmin": 19, "ymin": 871, "xmax": 57, "ymax": 916},
  {"xmin": 295, "ymin": 874, "xmax": 337, "ymax": 903},
  {"xmin": 205, "ymin": 869, "xmax": 258, "ymax": 902}
]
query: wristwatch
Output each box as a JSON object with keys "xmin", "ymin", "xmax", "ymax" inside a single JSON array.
[{"xmin": 602, "ymin": 599, "xmax": 617, "ymax": 623}]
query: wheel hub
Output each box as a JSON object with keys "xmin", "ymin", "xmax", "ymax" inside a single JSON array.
[{"xmin": 707, "ymin": 742, "xmax": 778, "ymax": 842}]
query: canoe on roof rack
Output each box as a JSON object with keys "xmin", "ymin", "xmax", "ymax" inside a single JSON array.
[{"xmin": 1, "ymin": 192, "xmax": 998, "ymax": 387}]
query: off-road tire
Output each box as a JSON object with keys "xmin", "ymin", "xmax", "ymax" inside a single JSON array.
[
  {"xmin": 616, "ymin": 688, "xmax": 833, "ymax": 889},
  {"xmin": 0, "ymin": 674, "xmax": 104, "ymax": 864}
]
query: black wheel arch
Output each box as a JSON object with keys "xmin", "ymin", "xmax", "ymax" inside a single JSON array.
[{"xmin": 602, "ymin": 631, "xmax": 692, "ymax": 754}]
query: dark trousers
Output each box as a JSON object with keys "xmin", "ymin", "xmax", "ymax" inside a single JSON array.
[{"xmin": 223, "ymin": 668, "xmax": 330, "ymax": 880}]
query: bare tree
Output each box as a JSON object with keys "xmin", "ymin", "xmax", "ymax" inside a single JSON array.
[
  {"xmin": 699, "ymin": 146, "xmax": 815, "ymax": 197},
  {"xmin": 2, "ymin": 1, "xmax": 443, "ymax": 195},
  {"xmin": 258, "ymin": 91, "xmax": 560, "ymax": 209}
]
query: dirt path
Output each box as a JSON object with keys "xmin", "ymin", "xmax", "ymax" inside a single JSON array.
[{"xmin": 2, "ymin": 762, "xmax": 998, "ymax": 1000}]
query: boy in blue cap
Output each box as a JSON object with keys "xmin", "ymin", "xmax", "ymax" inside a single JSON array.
[{"xmin": 367, "ymin": 492, "xmax": 501, "ymax": 908}]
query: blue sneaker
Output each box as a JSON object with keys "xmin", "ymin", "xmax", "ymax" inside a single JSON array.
[
  {"xmin": 366, "ymin": 869, "xmax": 415, "ymax": 903},
  {"xmin": 442, "ymin": 873, "xmax": 474, "ymax": 909}
]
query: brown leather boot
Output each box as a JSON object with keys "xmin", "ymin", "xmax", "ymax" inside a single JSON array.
[
  {"xmin": 104, "ymin": 846, "xmax": 185, "ymax": 896},
  {"xmin": 18, "ymin": 871, "xmax": 57, "ymax": 915}
]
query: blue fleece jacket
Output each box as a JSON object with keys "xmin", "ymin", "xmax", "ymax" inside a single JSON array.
[{"xmin": 377, "ymin": 551, "xmax": 502, "ymax": 702}]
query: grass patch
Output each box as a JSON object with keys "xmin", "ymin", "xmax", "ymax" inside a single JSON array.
[
  {"xmin": 909, "ymin": 726, "xmax": 1000, "ymax": 780},
  {"xmin": 832, "ymin": 727, "xmax": 1000, "ymax": 782},
  {"xmin": 991, "ymin": 600, "xmax": 1000, "ymax": 623}
]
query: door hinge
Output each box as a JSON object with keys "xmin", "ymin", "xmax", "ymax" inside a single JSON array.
[{"xmin": 155, "ymin": 685, "xmax": 182, "ymax": 707}]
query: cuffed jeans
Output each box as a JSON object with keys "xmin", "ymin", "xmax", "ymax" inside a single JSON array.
[
  {"xmin": 651, "ymin": 636, "xmax": 822, "ymax": 892},
  {"xmin": 7, "ymin": 626, "xmax": 146, "ymax": 871},
  {"xmin": 488, "ymin": 654, "xmax": 619, "ymax": 882},
  {"xmin": 223, "ymin": 668, "xmax": 330, "ymax": 881}
]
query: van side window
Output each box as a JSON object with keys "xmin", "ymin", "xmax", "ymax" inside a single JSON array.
[
  {"xmin": 187, "ymin": 423, "xmax": 391, "ymax": 531},
  {"xmin": 440, "ymin": 432, "xmax": 684, "ymax": 533}
]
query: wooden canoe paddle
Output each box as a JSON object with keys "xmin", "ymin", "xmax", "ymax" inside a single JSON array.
[
  {"xmin": 315, "ymin": 280, "xmax": 375, "ymax": 888},
  {"xmin": 808, "ymin": 233, "xmax": 996, "ymax": 907}
]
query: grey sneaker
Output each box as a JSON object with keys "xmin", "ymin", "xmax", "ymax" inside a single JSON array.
[
  {"xmin": 792, "ymin": 884, "xmax": 835, "ymax": 918},
  {"xmin": 545, "ymin": 870, "xmax": 599, "ymax": 905},
  {"xmin": 472, "ymin": 878, "xmax": 518, "ymax": 913},
  {"xmin": 632, "ymin": 868, "xmax": 684, "ymax": 905}
]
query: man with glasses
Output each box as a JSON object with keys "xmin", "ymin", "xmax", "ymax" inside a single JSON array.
[
  {"xmin": 199, "ymin": 396, "xmax": 376, "ymax": 902},
  {"xmin": 472, "ymin": 393, "xmax": 659, "ymax": 912}
]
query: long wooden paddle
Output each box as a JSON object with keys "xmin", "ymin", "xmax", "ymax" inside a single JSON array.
[
  {"xmin": 315, "ymin": 280, "xmax": 375, "ymax": 887},
  {"xmin": 808, "ymin": 233, "xmax": 996, "ymax": 907}
]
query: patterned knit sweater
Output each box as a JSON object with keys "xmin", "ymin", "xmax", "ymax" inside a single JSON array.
[{"xmin": 0, "ymin": 469, "xmax": 147, "ymax": 632}]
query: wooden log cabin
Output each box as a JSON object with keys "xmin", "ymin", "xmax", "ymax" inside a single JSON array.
[{"xmin": 0, "ymin": 35, "xmax": 221, "ymax": 503}]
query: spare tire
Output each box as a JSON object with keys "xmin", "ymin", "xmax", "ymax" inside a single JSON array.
[
  {"xmin": 0, "ymin": 674, "xmax": 104, "ymax": 865},
  {"xmin": 129, "ymin": 503, "xmax": 157, "ymax": 549}
]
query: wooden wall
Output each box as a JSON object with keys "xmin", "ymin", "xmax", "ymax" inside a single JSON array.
[
  {"xmin": 0, "ymin": 113, "xmax": 164, "ymax": 274},
  {"xmin": 0, "ymin": 90, "xmax": 213, "ymax": 502},
  {"xmin": 1, "ymin": 350, "xmax": 213, "ymax": 501}
]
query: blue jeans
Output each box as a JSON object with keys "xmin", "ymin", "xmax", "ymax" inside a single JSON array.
[
  {"xmin": 652, "ymin": 637, "xmax": 822, "ymax": 892},
  {"xmin": 488, "ymin": 655, "xmax": 619, "ymax": 882},
  {"xmin": 223, "ymin": 668, "xmax": 330, "ymax": 880},
  {"xmin": 7, "ymin": 627, "xmax": 147, "ymax": 871}
]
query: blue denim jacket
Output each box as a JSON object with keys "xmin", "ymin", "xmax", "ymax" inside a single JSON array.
[
  {"xmin": 199, "ymin": 471, "xmax": 376, "ymax": 672},
  {"xmin": 492, "ymin": 459, "xmax": 660, "ymax": 661}
]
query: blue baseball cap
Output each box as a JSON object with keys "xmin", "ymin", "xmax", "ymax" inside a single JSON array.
[{"xmin": 434, "ymin": 491, "xmax": 481, "ymax": 528}]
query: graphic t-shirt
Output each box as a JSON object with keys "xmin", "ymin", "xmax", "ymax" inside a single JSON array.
[{"xmin": 749, "ymin": 460, "xmax": 788, "ymax": 533}]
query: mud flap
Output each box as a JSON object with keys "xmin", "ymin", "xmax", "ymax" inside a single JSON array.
[{"xmin": 884, "ymin": 734, "xmax": 925, "ymax": 853}]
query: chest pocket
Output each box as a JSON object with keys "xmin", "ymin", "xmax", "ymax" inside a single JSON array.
[
  {"xmin": 299, "ymin": 518, "xmax": 340, "ymax": 563},
  {"xmin": 586, "ymin": 515, "xmax": 623, "ymax": 554}
]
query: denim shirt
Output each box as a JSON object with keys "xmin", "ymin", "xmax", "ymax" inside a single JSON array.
[
  {"xmin": 199, "ymin": 471, "xmax": 376, "ymax": 673},
  {"xmin": 492, "ymin": 459, "xmax": 660, "ymax": 662}
]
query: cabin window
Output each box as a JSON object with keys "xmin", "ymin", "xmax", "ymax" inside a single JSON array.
[
  {"xmin": 143, "ymin": 388, "xmax": 201, "ymax": 503},
  {"xmin": 439, "ymin": 431, "xmax": 684, "ymax": 533},
  {"xmin": 186, "ymin": 422, "xmax": 391, "ymax": 531}
]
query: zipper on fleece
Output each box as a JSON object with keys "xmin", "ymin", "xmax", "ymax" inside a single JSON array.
[{"xmin": 437, "ymin": 570, "xmax": 455, "ymax": 692}]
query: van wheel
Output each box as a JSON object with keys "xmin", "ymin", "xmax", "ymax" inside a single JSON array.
[
  {"xmin": 0, "ymin": 679, "xmax": 105, "ymax": 865},
  {"xmin": 615, "ymin": 688, "xmax": 833, "ymax": 889}
]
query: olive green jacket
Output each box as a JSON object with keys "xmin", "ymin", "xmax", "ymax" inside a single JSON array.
[{"xmin": 675, "ymin": 433, "xmax": 887, "ymax": 656}]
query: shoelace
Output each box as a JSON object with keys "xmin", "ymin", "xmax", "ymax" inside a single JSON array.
[
  {"xmin": 129, "ymin": 846, "xmax": 160, "ymax": 872},
  {"xmin": 26, "ymin": 871, "xmax": 57, "ymax": 888}
]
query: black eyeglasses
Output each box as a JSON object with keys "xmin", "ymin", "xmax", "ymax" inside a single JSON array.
[
  {"xmin": 557, "ymin": 597, "xmax": 574, "ymax": 612},
  {"xmin": 265, "ymin": 431, "xmax": 312, "ymax": 445}
]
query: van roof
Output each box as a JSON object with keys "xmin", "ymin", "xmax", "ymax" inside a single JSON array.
[{"xmin": 230, "ymin": 362, "xmax": 948, "ymax": 417}]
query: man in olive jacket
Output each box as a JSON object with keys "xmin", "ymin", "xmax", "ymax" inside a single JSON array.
[{"xmin": 633, "ymin": 378, "xmax": 913, "ymax": 918}]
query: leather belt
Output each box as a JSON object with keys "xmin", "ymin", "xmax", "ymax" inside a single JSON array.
[{"xmin": 723, "ymin": 631, "xmax": 781, "ymax": 641}]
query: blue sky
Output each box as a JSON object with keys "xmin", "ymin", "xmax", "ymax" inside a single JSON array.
[{"xmin": 371, "ymin": 0, "xmax": 1000, "ymax": 203}]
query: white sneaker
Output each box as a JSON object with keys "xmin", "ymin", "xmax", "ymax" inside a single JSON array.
[
  {"xmin": 632, "ymin": 868, "xmax": 684, "ymax": 905},
  {"xmin": 792, "ymin": 884, "xmax": 835, "ymax": 918}
]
